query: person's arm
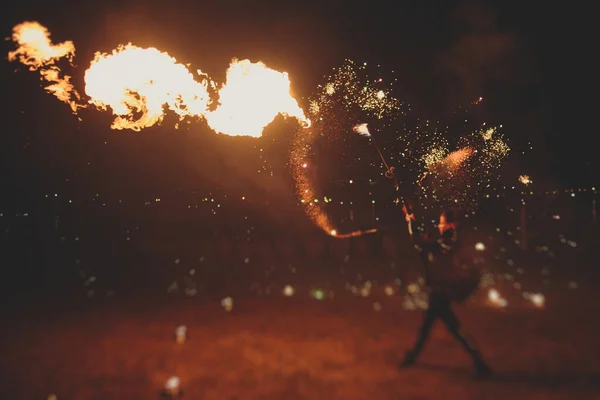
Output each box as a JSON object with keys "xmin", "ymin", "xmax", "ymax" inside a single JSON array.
[
  {"xmin": 402, "ymin": 203, "xmax": 416, "ymax": 237},
  {"xmin": 403, "ymin": 205, "xmax": 432, "ymax": 285}
]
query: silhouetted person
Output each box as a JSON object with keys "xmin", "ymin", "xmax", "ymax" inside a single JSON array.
[{"xmin": 399, "ymin": 205, "xmax": 492, "ymax": 379}]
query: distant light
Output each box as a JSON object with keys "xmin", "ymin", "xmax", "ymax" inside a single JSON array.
[
  {"xmin": 283, "ymin": 285, "xmax": 294, "ymax": 296},
  {"xmin": 488, "ymin": 289, "xmax": 508, "ymax": 307},
  {"xmin": 568, "ymin": 281, "xmax": 578, "ymax": 289},
  {"xmin": 164, "ymin": 376, "xmax": 180, "ymax": 394},
  {"xmin": 531, "ymin": 293, "xmax": 545, "ymax": 308},
  {"xmin": 221, "ymin": 297, "xmax": 233, "ymax": 311},
  {"xmin": 174, "ymin": 325, "xmax": 187, "ymax": 344},
  {"xmin": 475, "ymin": 242, "xmax": 485, "ymax": 251},
  {"xmin": 165, "ymin": 377, "xmax": 179, "ymax": 390}
]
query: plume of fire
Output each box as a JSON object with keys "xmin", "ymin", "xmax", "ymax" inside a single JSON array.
[
  {"xmin": 205, "ymin": 59, "xmax": 310, "ymax": 137},
  {"xmin": 7, "ymin": 21, "xmax": 81, "ymax": 113},
  {"xmin": 84, "ymin": 44, "xmax": 212, "ymax": 131},
  {"xmin": 8, "ymin": 21, "xmax": 310, "ymax": 137}
]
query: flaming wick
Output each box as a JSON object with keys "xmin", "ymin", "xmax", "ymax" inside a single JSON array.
[{"xmin": 353, "ymin": 123, "xmax": 399, "ymax": 190}]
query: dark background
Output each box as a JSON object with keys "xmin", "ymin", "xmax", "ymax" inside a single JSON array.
[
  {"xmin": 0, "ymin": 0, "xmax": 595, "ymax": 299},
  {"xmin": 1, "ymin": 0, "xmax": 594, "ymax": 187}
]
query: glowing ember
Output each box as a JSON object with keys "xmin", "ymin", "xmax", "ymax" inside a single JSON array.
[
  {"xmin": 519, "ymin": 175, "xmax": 533, "ymax": 185},
  {"xmin": 422, "ymin": 146, "xmax": 448, "ymax": 170},
  {"xmin": 481, "ymin": 127, "xmax": 495, "ymax": 141}
]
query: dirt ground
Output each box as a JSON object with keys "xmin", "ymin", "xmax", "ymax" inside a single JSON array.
[{"xmin": 2, "ymin": 281, "xmax": 600, "ymax": 400}]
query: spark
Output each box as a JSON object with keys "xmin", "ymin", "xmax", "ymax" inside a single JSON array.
[
  {"xmin": 290, "ymin": 60, "xmax": 403, "ymax": 237},
  {"xmin": 519, "ymin": 175, "xmax": 533, "ymax": 185}
]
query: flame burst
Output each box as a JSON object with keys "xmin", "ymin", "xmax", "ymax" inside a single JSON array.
[
  {"xmin": 8, "ymin": 21, "xmax": 81, "ymax": 113},
  {"xmin": 8, "ymin": 21, "xmax": 308, "ymax": 137},
  {"xmin": 205, "ymin": 59, "xmax": 310, "ymax": 137},
  {"xmin": 84, "ymin": 44, "xmax": 212, "ymax": 131}
]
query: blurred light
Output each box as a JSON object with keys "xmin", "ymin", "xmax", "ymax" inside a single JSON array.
[
  {"xmin": 164, "ymin": 376, "xmax": 180, "ymax": 395},
  {"xmin": 174, "ymin": 325, "xmax": 187, "ymax": 344},
  {"xmin": 221, "ymin": 297, "xmax": 233, "ymax": 311},
  {"xmin": 283, "ymin": 285, "xmax": 294, "ymax": 296}
]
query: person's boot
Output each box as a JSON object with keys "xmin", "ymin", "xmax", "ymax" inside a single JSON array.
[{"xmin": 398, "ymin": 350, "xmax": 417, "ymax": 368}]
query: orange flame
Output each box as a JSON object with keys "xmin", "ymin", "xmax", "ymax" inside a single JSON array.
[
  {"xmin": 8, "ymin": 21, "xmax": 309, "ymax": 137},
  {"xmin": 440, "ymin": 147, "xmax": 473, "ymax": 171},
  {"xmin": 84, "ymin": 44, "xmax": 212, "ymax": 131},
  {"xmin": 8, "ymin": 21, "xmax": 81, "ymax": 113},
  {"xmin": 206, "ymin": 59, "xmax": 310, "ymax": 137}
]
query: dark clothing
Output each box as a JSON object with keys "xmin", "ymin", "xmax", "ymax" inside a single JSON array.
[
  {"xmin": 403, "ymin": 219, "xmax": 490, "ymax": 374},
  {"xmin": 413, "ymin": 227, "xmax": 460, "ymax": 289},
  {"xmin": 413, "ymin": 225, "xmax": 478, "ymax": 303},
  {"xmin": 406, "ymin": 291, "xmax": 478, "ymax": 360}
]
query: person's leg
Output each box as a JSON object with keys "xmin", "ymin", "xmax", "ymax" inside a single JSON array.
[
  {"xmin": 439, "ymin": 303, "xmax": 492, "ymax": 377},
  {"xmin": 399, "ymin": 293, "xmax": 440, "ymax": 366}
]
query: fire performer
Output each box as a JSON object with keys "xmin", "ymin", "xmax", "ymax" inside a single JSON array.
[{"xmin": 399, "ymin": 204, "xmax": 492, "ymax": 378}]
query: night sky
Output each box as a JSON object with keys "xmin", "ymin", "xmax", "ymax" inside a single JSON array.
[{"xmin": 0, "ymin": 0, "xmax": 595, "ymax": 195}]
